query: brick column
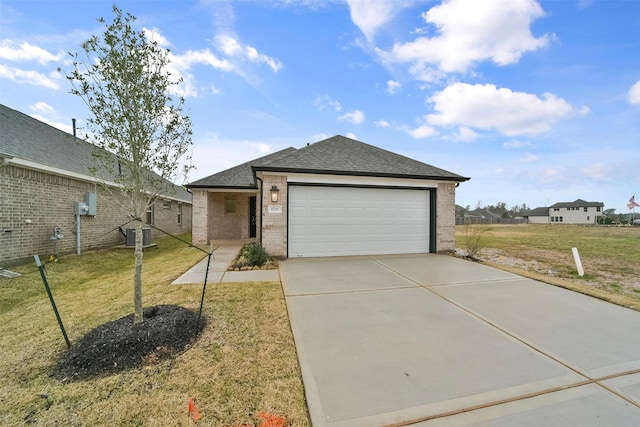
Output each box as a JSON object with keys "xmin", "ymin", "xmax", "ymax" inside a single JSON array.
[
  {"xmin": 260, "ymin": 175, "xmax": 288, "ymax": 257},
  {"xmin": 436, "ymin": 182, "xmax": 456, "ymax": 253},
  {"xmin": 191, "ymin": 189, "xmax": 209, "ymax": 245}
]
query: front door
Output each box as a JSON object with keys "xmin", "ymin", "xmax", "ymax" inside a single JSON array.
[{"xmin": 249, "ymin": 196, "xmax": 257, "ymax": 238}]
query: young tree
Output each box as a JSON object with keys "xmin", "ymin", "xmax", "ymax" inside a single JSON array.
[{"xmin": 67, "ymin": 6, "xmax": 193, "ymax": 324}]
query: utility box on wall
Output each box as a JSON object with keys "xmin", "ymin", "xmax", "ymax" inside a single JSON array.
[{"xmin": 85, "ymin": 192, "xmax": 97, "ymax": 216}]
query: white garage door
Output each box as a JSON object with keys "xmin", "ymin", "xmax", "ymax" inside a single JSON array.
[{"xmin": 288, "ymin": 185, "xmax": 430, "ymax": 257}]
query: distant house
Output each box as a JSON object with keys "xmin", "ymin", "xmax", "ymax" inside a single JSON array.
[
  {"xmin": 0, "ymin": 104, "xmax": 192, "ymax": 266},
  {"xmin": 548, "ymin": 199, "xmax": 604, "ymax": 224},
  {"xmin": 523, "ymin": 207, "xmax": 551, "ymax": 224},
  {"xmin": 188, "ymin": 135, "xmax": 469, "ymax": 258},
  {"xmin": 523, "ymin": 199, "xmax": 604, "ymax": 224}
]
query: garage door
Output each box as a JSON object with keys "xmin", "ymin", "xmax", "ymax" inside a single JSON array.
[{"xmin": 288, "ymin": 185, "xmax": 430, "ymax": 257}]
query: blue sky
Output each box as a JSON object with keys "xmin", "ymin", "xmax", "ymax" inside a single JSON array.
[{"xmin": 1, "ymin": 0, "xmax": 639, "ymax": 213}]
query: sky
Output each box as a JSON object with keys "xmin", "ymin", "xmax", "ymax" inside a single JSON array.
[{"xmin": 1, "ymin": 0, "xmax": 639, "ymax": 213}]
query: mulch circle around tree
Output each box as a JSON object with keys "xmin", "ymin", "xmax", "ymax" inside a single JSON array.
[{"xmin": 52, "ymin": 304, "xmax": 205, "ymax": 383}]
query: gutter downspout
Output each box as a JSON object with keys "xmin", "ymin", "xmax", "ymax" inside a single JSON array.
[{"xmin": 255, "ymin": 176, "xmax": 263, "ymax": 243}]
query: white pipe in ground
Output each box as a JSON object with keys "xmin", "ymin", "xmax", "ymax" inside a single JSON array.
[{"xmin": 572, "ymin": 247, "xmax": 584, "ymax": 276}]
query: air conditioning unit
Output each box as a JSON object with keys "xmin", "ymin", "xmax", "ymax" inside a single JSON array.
[{"xmin": 125, "ymin": 228, "xmax": 152, "ymax": 246}]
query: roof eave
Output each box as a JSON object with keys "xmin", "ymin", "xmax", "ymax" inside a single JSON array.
[{"xmin": 252, "ymin": 166, "xmax": 470, "ymax": 182}]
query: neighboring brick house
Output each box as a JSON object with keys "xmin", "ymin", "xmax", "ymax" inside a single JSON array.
[
  {"xmin": 188, "ymin": 135, "xmax": 469, "ymax": 258},
  {"xmin": 523, "ymin": 199, "xmax": 605, "ymax": 224},
  {"xmin": 0, "ymin": 104, "xmax": 192, "ymax": 266}
]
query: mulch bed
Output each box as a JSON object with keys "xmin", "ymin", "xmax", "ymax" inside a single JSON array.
[{"xmin": 52, "ymin": 305, "xmax": 204, "ymax": 383}]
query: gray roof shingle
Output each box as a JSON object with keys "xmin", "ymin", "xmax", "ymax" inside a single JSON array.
[
  {"xmin": 0, "ymin": 103, "xmax": 192, "ymax": 202},
  {"xmin": 186, "ymin": 135, "xmax": 469, "ymax": 189},
  {"xmin": 254, "ymin": 135, "xmax": 469, "ymax": 181},
  {"xmin": 187, "ymin": 147, "xmax": 297, "ymax": 188},
  {"xmin": 549, "ymin": 199, "xmax": 604, "ymax": 208}
]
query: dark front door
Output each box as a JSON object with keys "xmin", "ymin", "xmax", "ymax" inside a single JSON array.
[{"xmin": 249, "ymin": 196, "xmax": 257, "ymax": 238}]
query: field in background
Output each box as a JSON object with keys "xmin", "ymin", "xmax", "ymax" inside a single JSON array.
[
  {"xmin": 455, "ymin": 224, "xmax": 640, "ymax": 310},
  {"xmin": 0, "ymin": 234, "xmax": 309, "ymax": 426}
]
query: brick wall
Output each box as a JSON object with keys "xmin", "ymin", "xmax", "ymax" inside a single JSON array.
[
  {"xmin": 207, "ymin": 192, "xmax": 254, "ymax": 240},
  {"xmin": 191, "ymin": 189, "xmax": 208, "ymax": 245},
  {"xmin": 0, "ymin": 164, "xmax": 191, "ymax": 266},
  {"xmin": 436, "ymin": 182, "xmax": 456, "ymax": 253},
  {"xmin": 259, "ymin": 174, "xmax": 287, "ymax": 257}
]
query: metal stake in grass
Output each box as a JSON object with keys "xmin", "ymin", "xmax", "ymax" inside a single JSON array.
[
  {"xmin": 196, "ymin": 244, "xmax": 214, "ymax": 330},
  {"xmin": 34, "ymin": 255, "xmax": 71, "ymax": 348}
]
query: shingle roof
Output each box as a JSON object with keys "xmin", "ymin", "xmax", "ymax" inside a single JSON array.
[
  {"xmin": 549, "ymin": 199, "xmax": 604, "ymax": 208},
  {"xmin": 187, "ymin": 148, "xmax": 297, "ymax": 188},
  {"xmin": 523, "ymin": 207, "xmax": 549, "ymax": 217},
  {"xmin": 0, "ymin": 103, "xmax": 191, "ymax": 203},
  {"xmin": 254, "ymin": 135, "xmax": 469, "ymax": 181}
]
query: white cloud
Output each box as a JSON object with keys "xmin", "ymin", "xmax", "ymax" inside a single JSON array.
[
  {"xmin": 386, "ymin": 79, "xmax": 401, "ymax": 94},
  {"xmin": 338, "ymin": 109, "xmax": 366, "ymax": 124},
  {"xmin": 312, "ymin": 132, "xmax": 331, "ymax": 141},
  {"xmin": 452, "ymin": 126, "xmax": 478, "ymax": 142},
  {"xmin": 519, "ymin": 153, "xmax": 538, "ymax": 162},
  {"xmin": 374, "ymin": 119, "xmax": 390, "ymax": 128},
  {"xmin": 346, "ymin": 132, "xmax": 358, "ymax": 139},
  {"xmin": 29, "ymin": 114, "xmax": 72, "ymax": 134},
  {"xmin": 214, "ymin": 34, "xmax": 282, "ymax": 72},
  {"xmin": 427, "ymin": 83, "xmax": 578, "ymax": 136},
  {"xmin": 0, "ymin": 64, "xmax": 59, "ymax": 89},
  {"xmin": 143, "ymin": 27, "xmax": 171, "ymax": 47},
  {"xmin": 313, "ymin": 95, "xmax": 342, "ymax": 112},
  {"xmin": 0, "ymin": 39, "xmax": 63, "ymax": 64},
  {"xmin": 408, "ymin": 124, "xmax": 438, "ymax": 139},
  {"xmin": 30, "ymin": 101, "xmax": 55, "ymax": 115},
  {"xmin": 346, "ymin": 0, "xmax": 405, "ymax": 41},
  {"xmin": 378, "ymin": 0, "xmax": 550, "ymax": 80},
  {"xmin": 629, "ymin": 80, "xmax": 640, "ymax": 105},
  {"xmin": 503, "ymin": 139, "xmax": 531, "ymax": 149}
]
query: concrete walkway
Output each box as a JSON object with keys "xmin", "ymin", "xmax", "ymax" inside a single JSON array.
[
  {"xmin": 171, "ymin": 244, "xmax": 280, "ymax": 284},
  {"xmin": 280, "ymin": 254, "xmax": 640, "ymax": 427}
]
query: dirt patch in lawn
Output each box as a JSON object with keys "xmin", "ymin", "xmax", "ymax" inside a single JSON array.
[{"xmin": 52, "ymin": 304, "xmax": 204, "ymax": 383}]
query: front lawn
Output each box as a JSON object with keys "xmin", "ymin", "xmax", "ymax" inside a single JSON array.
[{"xmin": 0, "ymin": 234, "xmax": 309, "ymax": 426}]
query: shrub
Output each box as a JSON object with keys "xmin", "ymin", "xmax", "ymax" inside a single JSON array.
[
  {"xmin": 238, "ymin": 242, "xmax": 270, "ymax": 267},
  {"xmin": 462, "ymin": 222, "xmax": 490, "ymax": 259}
]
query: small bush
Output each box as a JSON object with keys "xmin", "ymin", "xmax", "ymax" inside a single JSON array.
[
  {"xmin": 232, "ymin": 242, "xmax": 271, "ymax": 269},
  {"xmin": 462, "ymin": 222, "xmax": 490, "ymax": 259}
]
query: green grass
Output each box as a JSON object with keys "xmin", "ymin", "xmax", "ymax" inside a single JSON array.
[
  {"xmin": 0, "ymin": 234, "xmax": 309, "ymax": 426},
  {"xmin": 455, "ymin": 224, "xmax": 640, "ymax": 310}
]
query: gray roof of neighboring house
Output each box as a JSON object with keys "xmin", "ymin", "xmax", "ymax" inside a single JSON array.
[
  {"xmin": 468, "ymin": 208, "xmax": 501, "ymax": 219},
  {"xmin": 187, "ymin": 147, "xmax": 297, "ymax": 188},
  {"xmin": 0, "ymin": 103, "xmax": 192, "ymax": 203},
  {"xmin": 188, "ymin": 134, "xmax": 469, "ymax": 188},
  {"xmin": 523, "ymin": 207, "xmax": 549, "ymax": 217},
  {"xmin": 549, "ymin": 199, "xmax": 604, "ymax": 208}
]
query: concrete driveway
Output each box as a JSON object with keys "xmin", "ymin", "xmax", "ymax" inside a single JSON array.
[{"xmin": 279, "ymin": 254, "xmax": 640, "ymax": 426}]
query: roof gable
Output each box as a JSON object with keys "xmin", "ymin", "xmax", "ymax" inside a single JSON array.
[
  {"xmin": 253, "ymin": 135, "xmax": 469, "ymax": 181},
  {"xmin": 187, "ymin": 147, "xmax": 297, "ymax": 188}
]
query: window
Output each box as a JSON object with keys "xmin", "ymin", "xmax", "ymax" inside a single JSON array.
[
  {"xmin": 553, "ymin": 208, "xmax": 559, "ymax": 211},
  {"xmin": 567, "ymin": 207, "xmax": 571, "ymax": 211},
  {"xmin": 177, "ymin": 203, "xmax": 182, "ymax": 225},
  {"xmin": 596, "ymin": 207, "xmax": 601, "ymax": 212},
  {"xmin": 146, "ymin": 205, "xmax": 154, "ymax": 225},
  {"xmin": 587, "ymin": 216, "xmax": 590, "ymax": 221},
  {"xmin": 225, "ymin": 196, "xmax": 237, "ymax": 214},
  {"xmin": 584, "ymin": 207, "xmax": 588, "ymax": 212},
  {"xmin": 559, "ymin": 216, "xmax": 563, "ymax": 222},
  {"xmin": 163, "ymin": 199, "xmax": 171, "ymax": 209}
]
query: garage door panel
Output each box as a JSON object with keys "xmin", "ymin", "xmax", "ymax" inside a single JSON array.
[{"xmin": 289, "ymin": 186, "xmax": 430, "ymax": 257}]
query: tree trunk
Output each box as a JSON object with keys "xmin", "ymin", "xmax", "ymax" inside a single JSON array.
[{"xmin": 133, "ymin": 221, "xmax": 144, "ymax": 324}]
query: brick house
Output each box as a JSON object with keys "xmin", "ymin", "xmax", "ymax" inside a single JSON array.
[
  {"xmin": 188, "ymin": 135, "xmax": 469, "ymax": 258},
  {"xmin": 0, "ymin": 104, "xmax": 192, "ymax": 266}
]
